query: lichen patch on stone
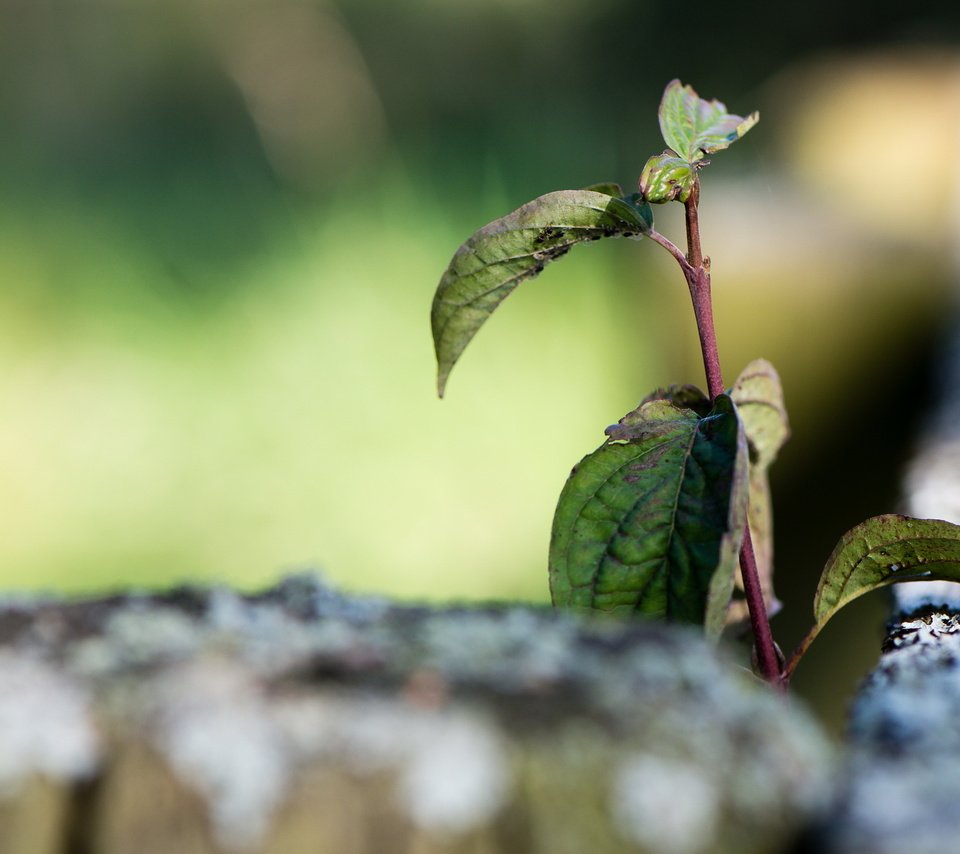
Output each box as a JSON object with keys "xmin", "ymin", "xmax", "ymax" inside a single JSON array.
[
  {"xmin": 394, "ymin": 710, "xmax": 510, "ymax": 835},
  {"xmin": 0, "ymin": 573, "xmax": 835, "ymax": 852},
  {"xmin": 0, "ymin": 651, "xmax": 100, "ymax": 796},
  {"xmin": 151, "ymin": 659, "xmax": 291, "ymax": 852},
  {"xmin": 611, "ymin": 753, "xmax": 720, "ymax": 854}
]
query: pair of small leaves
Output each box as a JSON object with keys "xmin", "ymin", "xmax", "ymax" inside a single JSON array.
[
  {"xmin": 431, "ymin": 185, "xmax": 653, "ymax": 397},
  {"xmin": 548, "ymin": 360, "xmax": 788, "ymax": 639},
  {"xmin": 639, "ymin": 80, "xmax": 759, "ymax": 204},
  {"xmin": 658, "ymin": 79, "xmax": 760, "ymax": 163}
]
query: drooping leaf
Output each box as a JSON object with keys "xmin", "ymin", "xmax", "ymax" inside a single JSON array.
[
  {"xmin": 638, "ymin": 150, "xmax": 698, "ymax": 204},
  {"xmin": 813, "ymin": 515, "xmax": 960, "ymax": 634},
  {"xmin": 727, "ymin": 360, "xmax": 790, "ymax": 623},
  {"xmin": 658, "ymin": 79, "xmax": 759, "ymax": 163},
  {"xmin": 549, "ymin": 394, "xmax": 749, "ymax": 638},
  {"xmin": 431, "ymin": 189, "xmax": 653, "ymax": 397}
]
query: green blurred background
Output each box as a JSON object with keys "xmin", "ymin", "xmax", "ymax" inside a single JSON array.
[{"xmin": 1, "ymin": 0, "xmax": 958, "ymax": 730}]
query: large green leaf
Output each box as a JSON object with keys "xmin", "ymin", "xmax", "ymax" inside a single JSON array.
[
  {"xmin": 814, "ymin": 515, "xmax": 960, "ymax": 632},
  {"xmin": 658, "ymin": 79, "xmax": 759, "ymax": 163},
  {"xmin": 729, "ymin": 359, "xmax": 790, "ymax": 622},
  {"xmin": 549, "ymin": 394, "xmax": 749, "ymax": 637},
  {"xmin": 431, "ymin": 189, "xmax": 653, "ymax": 397},
  {"xmin": 621, "ymin": 370, "xmax": 787, "ymax": 629}
]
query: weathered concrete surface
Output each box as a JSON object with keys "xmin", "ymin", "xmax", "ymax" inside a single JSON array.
[{"xmin": 0, "ymin": 575, "xmax": 831, "ymax": 854}]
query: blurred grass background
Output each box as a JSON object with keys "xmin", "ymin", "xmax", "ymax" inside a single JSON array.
[{"xmin": 0, "ymin": 0, "xmax": 958, "ymax": 731}]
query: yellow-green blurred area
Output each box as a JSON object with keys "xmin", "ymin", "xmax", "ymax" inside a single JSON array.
[{"xmin": 1, "ymin": 2, "xmax": 960, "ymax": 728}]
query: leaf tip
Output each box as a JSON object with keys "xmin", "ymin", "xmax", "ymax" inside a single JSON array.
[
  {"xmin": 658, "ymin": 79, "xmax": 758, "ymax": 160},
  {"xmin": 737, "ymin": 110, "xmax": 760, "ymax": 139}
]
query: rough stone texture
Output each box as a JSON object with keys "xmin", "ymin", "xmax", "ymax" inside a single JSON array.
[
  {"xmin": 822, "ymin": 316, "xmax": 960, "ymax": 851},
  {"xmin": 0, "ymin": 575, "xmax": 831, "ymax": 854},
  {"xmin": 816, "ymin": 599, "xmax": 960, "ymax": 853}
]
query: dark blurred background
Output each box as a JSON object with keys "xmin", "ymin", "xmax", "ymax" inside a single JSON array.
[{"xmin": 0, "ymin": 0, "xmax": 958, "ymax": 732}]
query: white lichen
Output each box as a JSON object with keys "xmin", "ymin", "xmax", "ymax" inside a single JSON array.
[
  {"xmin": 0, "ymin": 651, "xmax": 100, "ymax": 796},
  {"xmin": 151, "ymin": 659, "xmax": 291, "ymax": 852},
  {"xmin": 70, "ymin": 604, "xmax": 203, "ymax": 677},
  {"xmin": 395, "ymin": 710, "xmax": 510, "ymax": 835},
  {"xmin": 611, "ymin": 752, "xmax": 720, "ymax": 854},
  {"xmin": 275, "ymin": 695, "xmax": 511, "ymax": 836},
  {"xmin": 420, "ymin": 607, "xmax": 579, "ymax": 690}
]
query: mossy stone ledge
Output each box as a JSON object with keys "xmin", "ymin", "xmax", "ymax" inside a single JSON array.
[{"xmin": 0, "ymin": 574, "xmax": 831, "ymax": 854}]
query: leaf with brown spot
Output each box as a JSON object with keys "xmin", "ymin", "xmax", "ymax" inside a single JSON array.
[{"xmin": 431, "ymin": 189, "xmax": 653, "ymax": 397}]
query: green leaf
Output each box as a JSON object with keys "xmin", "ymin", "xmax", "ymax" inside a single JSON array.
[
  {"xmin": 620, "ymin": 191, "xmax": 656, "ymax": 222},
  {"xmin": 549, "ymin": 394, "xmax": 749, "ymax": 637},
  {"xmin": 638, "ymin": 151, "xmax": 698, "ymax": 204},
  {"xmin": 582, "ymin": 182, "xmax": 624, "ymax": 197},
  {"xmin": 728, "ymin": 359, "xmax": 790, "ymax": 622},
  {"xmin": 813, "ymin": 515, "xmax": 960, "ymax": 633},
  {"xmin": 640, "ymin": 384, "xmax": 711, "ymax": 416},
  {"xmin": 658, "ymin": 79, "xmax": 759, "ymax": 163},
  {"xmin": 431, "ymin": 189, "xmax": 653, "ymax": 397}
]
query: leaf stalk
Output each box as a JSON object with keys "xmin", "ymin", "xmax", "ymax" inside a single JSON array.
[{"xmin": 782, "ymin": 622, "xmax": 820, "ymax": 684}]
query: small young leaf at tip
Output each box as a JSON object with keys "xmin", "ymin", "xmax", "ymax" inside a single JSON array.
[
  {"xmin": 812, "ymin": 515, "xmax": 960, "ymax": 634},
  {"xmin": 658, "ymin": 79, "xmax": 759, "ymax": 163},
  {"xmin": 431, "ymin": 189, "xmax": 653, "ymax": 397}
]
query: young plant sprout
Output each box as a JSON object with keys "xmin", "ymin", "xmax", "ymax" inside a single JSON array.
[{"xmin": 431, "ymin": 80, "xmax": 960, "ymax": 687}]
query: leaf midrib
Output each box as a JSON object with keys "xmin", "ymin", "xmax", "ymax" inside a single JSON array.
[{"xmin": 580, "ymin": 425, "xmax": 700, "ymax": 615}]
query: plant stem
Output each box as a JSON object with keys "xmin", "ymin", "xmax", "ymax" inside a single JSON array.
[
  {"xmin": 739, "ymin": 527, "xmax": 783, "ymax": 685},
  {"xmin": 646, "ymin": 228, "xmax": 687, "ymax": 268},
  {"xmin": 681, "ymin": 179, "xmax": 783, "ymax": 687},
  {"xmin": 686, "ymin": 264, "xmax": 725, "ymax": 400},
  {"xmin": 684, "ymin": 181, "xmax": 705, "ymax": 269}
]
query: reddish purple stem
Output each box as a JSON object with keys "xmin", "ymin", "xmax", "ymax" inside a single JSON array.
[{"xmin": 683, "ymin": 182, "xmax": 783, "ymax": 687}]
